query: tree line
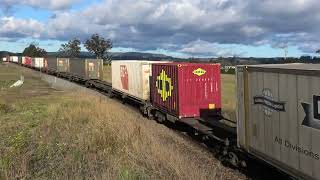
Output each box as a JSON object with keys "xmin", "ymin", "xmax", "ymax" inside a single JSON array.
[{"xmin": 22, "ymin": 34, "xmax": 112, "ymax": 61}]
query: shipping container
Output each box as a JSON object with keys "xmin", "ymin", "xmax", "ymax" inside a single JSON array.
[
  {"xmin": 47, "ymin": 57, "xmax": 70, "ymax": 72},
  {"xmin": 69, "ymin": 58, "xmax": 103, "ymax": 80},
  {"xmin": 236, "ymin": 64, "xmax": 320, "ymax": 180},
  {"xmin": 10, "ymin": 56, "xmax": 18, "ymax": 63},
  {"xmin": 2, "ymin": 57, "xmax": 7, "ymax": 62},
  {"xmin": 151, "ymin": 63, "xmax": 221, "ymax": 118},
  {"xmin": 31, "ymin": 57, "xmax": 45, "ymax": 68},
  {"xmin": 112, "ymin": 60, "xmax": 167, "ymax": 101},
  {"xmin": 22, "ymin": 56, "xmax": 32, "ymax": 66}
]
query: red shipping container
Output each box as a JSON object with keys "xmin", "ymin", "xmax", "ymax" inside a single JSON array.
[
  {"xmin": 22, "ymin": 56, "xmax": 32, "ymax": 66},
  {"xmin": 151, "ymin": 63, "xmax": 221, "ymax": 118}
]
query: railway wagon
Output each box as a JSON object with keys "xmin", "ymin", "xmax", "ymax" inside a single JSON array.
[
  {"xmin": 47, "ymin": 57, "xmax": 70, "ymax": 72},
  {"xmin": 69, "ymin": 58, "xmax": 103, "ymax": 80},
  {"xmin": 10, "ymin": 56, "xmax": 19, "ymax": 63},
  {"xmin": 31, "ymin": 57, "xmax": 45, "ymax": 69},
  {"xmin": 21, "ymin": 56, "xmax": 32, "ymax": 66},
  {"xmin": 151, "ymin": 63, "xmax": 221, "ymax": 119},
  {"xmin": 111, "ymin": 60, "xmax": 168, "ymax": 101},
  {"xmin": 2, "ymin": 57, "xmax": 8, "ymax": 62},
  {"xmin": 236, "ymin": 64, "xmax": 320, "ymax": 180}
]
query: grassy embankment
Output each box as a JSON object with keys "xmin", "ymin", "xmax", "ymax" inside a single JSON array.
[
  {"xmin": 0, "ymin": 63, "xmax": 245, "ymax": 179},
  {"xmin": 103, "ymin": 65, "xmax": 237, "ymax": 121}
]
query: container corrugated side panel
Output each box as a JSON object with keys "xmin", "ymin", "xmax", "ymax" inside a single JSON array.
[
  {"xmin": 152, "ymin": 64, "xmax": 179, "ymax": 116},
  {"xmin": 85, "ymin": 59, "xmax": 103, "ymax": 79},
  {"xmin": 18, "ymin": 56, "xmax": 22, "ymax": 64},
  {"xmin": 25, "ymin": 57, "xmax": 32, "ymax": 65},
  {"xmin": 242, "ymin": 66, "xmax": 320, "ymax": 180},
  {"xmin": 178, "ymin": 64, "xmax": 221, "ymax": 118},
  {"xmin": 47, "ymin": 57, "xmax": 58, "ymax": 70},
  {"xmin": 112, "ymin": 61, "xmax": 152, "ymax": 101},
  {"xmin": 57, "ymin": 58, "xmax": 69, "ymax": 72},
  {"xmin": 12, "ymin": 56, "xmax": 18, "ymax": 62},
  {"xmin": 21, "ymin": 57, "xmax": 26, "ymax": 64},
  {"xmin": 297, "ymin": 75, "xmax": 318, "ymax": 178},
  {"xmin": 69, "ymin": 58, "xmax": 86, "ymax": 78},
  {"xmin": 236, "ymin": 66, "xmax": 247, "ymax": 149},
  {"xmin": 31, "ymin": 58, "xmax": 36, "ymax": 67},
  {"xmin": 34, "ymin": 57, "xmax": 44, "ymax": 68}
]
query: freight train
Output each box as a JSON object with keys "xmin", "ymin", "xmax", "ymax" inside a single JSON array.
[{"xmin": 3, "ymin": 56, "xmax": 320, "ymax": 180}]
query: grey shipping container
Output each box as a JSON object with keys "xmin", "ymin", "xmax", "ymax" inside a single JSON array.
[
  {"xmin": 18, "ymin": 56, "xmax": 22, "ymax": 64},
  {"xmin": 69, "ymin": 58, "xmax": 103, "ymax": 80},
  {"xmin": 236, "ymin": 63, "xmax": 320, "ymax": 180},
  {"xmin": 47, "ymin": 57, "xmax": 70, "ymax": 72}
]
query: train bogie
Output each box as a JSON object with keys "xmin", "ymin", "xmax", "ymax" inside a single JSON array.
[
  {"xmin": 151, "ymin": 63, "xmax": 221, "ymax": 119},
  {"xmin": 237, "ymin": 64, "xmax": 320, "ymax": 180},
  {"xmin": 69, "ymin": 58, "xmax": 103, "ymax": 80}
]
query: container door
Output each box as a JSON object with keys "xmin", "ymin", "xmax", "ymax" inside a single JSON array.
[
  {"xmin": 87, "ymin": 60, "xmax": 99, "ymax": 79},
  {"xmin": 142, "ymin": 64, "xmax": 151, "ymax": 100},
  {"xmin": 152, "ymin": 64, "xmax": 178, "ymax": 116},
  {"xmin": 57, "ymin": 59, "xmax": 68, "ymax": 72}
]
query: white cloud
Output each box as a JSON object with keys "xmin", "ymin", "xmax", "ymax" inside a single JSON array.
[
  {"xmin": 2, "ymin": 0, "xmax": 320, "ymax": 56},
  {"xmin": 0, "ymin": 16, "xmax": 44, "ymax": 39},
  {"xmin": 179, "ymin": 39, "xmax": 243, "ymax": 57}
]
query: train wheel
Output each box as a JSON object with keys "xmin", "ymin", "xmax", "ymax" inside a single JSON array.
[
  {"xmin": 228, "ymin": 152, "xmax": 239, "ymax": 167},
  {"xmin": 155, "ymin": 111, "xmax": 165, "ymax": 123}
]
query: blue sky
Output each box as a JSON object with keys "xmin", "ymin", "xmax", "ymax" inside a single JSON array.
[{"xmin": 1, "ymin": 0, "xmax": 320, "ymax": 58}]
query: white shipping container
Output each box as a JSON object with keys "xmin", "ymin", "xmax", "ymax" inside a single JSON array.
[
  {"xmin": 2, "ymin": 57, "xmax": 7, "ymax": 62},
  {"xmin": 112, "ymin": 60, "xmax": 168, "ymax": 101},
  {"xmin": 33, "ymin": 57, "xmax": 44, "ymax": 68},
  {"xmin": 22, "ymin": 56, "xmax": 27, "ymax": 64},
  {"xmin": 10, "ymin": 56, "xmax": 18, "ymax": 62},
  {"xmin": 236, "ymin": 64, "xmax": 320, "ymax": 180}
]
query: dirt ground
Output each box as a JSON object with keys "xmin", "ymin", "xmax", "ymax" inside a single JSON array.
[{"xmin": 0, "ymin": 63, "xmax": 246, "ymax": 179}]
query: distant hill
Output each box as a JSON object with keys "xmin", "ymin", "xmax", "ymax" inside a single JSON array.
[
  {"xmin": 46, "ymin": 51, "xmax": 176, "ymax": 60},
  {"xmin": 0, "ymin": 51, "xmax": 21, "ymax": 57},
  {"xmin": 2, "ymin": 50, "xmax": 320, "ymax": 65}
]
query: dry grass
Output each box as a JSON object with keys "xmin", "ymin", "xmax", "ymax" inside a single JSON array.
[
  {"xmin": 0, "ymin": 63, "xmax": 54, "ymax": 103},
  {"xmin": 103, "ymin": 65, "xmax": 112, "ymax": 83},
  {"xmin": 0, "ymin": 91, "xmax": 246, "ymax": 179},
  {"xmin": 221, "ymin": 74, "xmax": 236, "ymax": 121}
]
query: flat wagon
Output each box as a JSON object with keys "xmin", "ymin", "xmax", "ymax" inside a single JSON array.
[{"xmin": 237, "ymin": 64, "xmax": 320, "ymax": 180}]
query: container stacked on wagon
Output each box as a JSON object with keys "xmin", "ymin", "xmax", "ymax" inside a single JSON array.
[
  {"xmin": 236, "ymin": 64, "xmax": 320, "ymax": 180},
  {"xmin": 151, "ymin": 63, "xmax": 221, "ymax": 119}
]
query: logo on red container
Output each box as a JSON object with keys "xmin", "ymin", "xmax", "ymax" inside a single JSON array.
[
  {"xmin": 156, "ymin": 70, "xmax": 173, "ymax": 102},
  {"xmin": 120, "ymin": 65, "xmax": 129, "ymax": 90}
]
